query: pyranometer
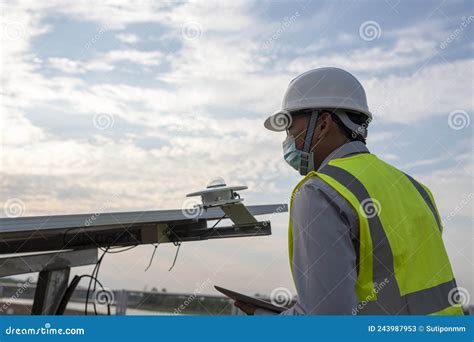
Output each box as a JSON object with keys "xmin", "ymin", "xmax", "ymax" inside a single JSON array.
[{"xmin": 186, "ymin": 177, "xmax": 248, "ymax": 208}]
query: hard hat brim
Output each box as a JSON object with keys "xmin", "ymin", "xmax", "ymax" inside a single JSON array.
[{"xmin": 263, "ymin": 110, "xmax": 292, "ymax": 132}]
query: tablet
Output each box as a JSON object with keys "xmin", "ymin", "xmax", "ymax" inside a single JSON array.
[{"xmin": 215, "ymin": 285, "xmax": 288, "ymax": 313}]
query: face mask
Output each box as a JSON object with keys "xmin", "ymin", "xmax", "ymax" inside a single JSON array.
[
  {"xmin": 282, "ymin": 133, "xmax": 324, "ymax": 174},
  {"xmin": 282, "ymin": 135, "xmax": 303, "ymax": 171}
]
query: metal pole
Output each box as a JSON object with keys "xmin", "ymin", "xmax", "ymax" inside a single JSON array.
[
  {"xmin": 115, "ymin": 290, "xmax": 128, "ymax": 315},
  {"xmin": 31, "ymin": 268, "xmax": 70, "ymax": 315}
]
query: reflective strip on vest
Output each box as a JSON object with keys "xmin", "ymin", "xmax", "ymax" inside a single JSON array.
[
  {"xmin": 403, "ymin": 173, "xmax": 443, "ymax": 232},
  {"xmin": 317, "ymin": 164, "xmax": 462, "ymax": 315}
]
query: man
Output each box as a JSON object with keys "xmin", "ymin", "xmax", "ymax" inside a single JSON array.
[{"xmin": 235, "ymin": 67, "xmax": 463, "ymax": 315}]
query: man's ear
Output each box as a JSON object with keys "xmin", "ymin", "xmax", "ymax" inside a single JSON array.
[{"xmin": 318, "ymin": 112, "xmax": 332, "ymax": 134}]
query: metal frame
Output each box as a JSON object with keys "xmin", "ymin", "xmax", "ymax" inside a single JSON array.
[
  {"xmin": 0, "ymin": 204, "xmax": 286, "ymax": 254},
  {"xmin": 0, "ymin": 249, "xmax": 98, "ymax": 315},
  {"xmin": 0, "ymin": 202, "xmax": 287, "ymax": 315}
]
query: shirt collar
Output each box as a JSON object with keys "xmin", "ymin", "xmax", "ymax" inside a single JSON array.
[{"xmin": 317, "ymin": 141, "xmax": 370, "ymax": 171}]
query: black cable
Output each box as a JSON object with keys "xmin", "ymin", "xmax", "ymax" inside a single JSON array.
[
  {"xmin": 100, "ymin": 245, "xmax": 137, "ymax": 253},
  {"xmin": 166, "ymin": 215, "xmax": 226, "ymax": 275},
  {"xmin": 84, "ymin": 261, "xmax": 97, "ymax": 315},
  {"xmin": 93, "ymin": 247, "xmax": 110, "ymax": 315},
  {"xmin": 56, "ymin": 275, "xmax": 107, "ymax": 315},
  {"xmin": 92, "ymin": 254, "xmax": 104, "ymax": 315},
  {"xmin": 145, "ymin": 244, "xmax": 159, "ymax": 271},
  {"xmin": 85, "ymin": 247, "xmax": 108, "ymax": 315},
  {"xmin": 168, "ymin": 242, "xmax": 182, "ymax": 271},
  {"xmin": 56, "ymin": 275, "xmax": 82, "ymax": 315},
  {"xmin": 85, "ymin": 261, "xmax": 99, "ymax": 315},
  {"xmin": 211, "ymin": 214, "xmax": 227, "ymax": 229},
  {"xmin": 87, "ymin": 245, "xmax": 136, "ymax": 314}
]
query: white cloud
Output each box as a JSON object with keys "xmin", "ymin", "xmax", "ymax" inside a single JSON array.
[
  {"xmin": 274, "ymin": 21, "xmax": 473, "ymax": 124},
  {"xmin": 281, "ymin": 19, "xmax": 448, "ymax": 75},
  {"xmin": 163, "ymin": 0, "xmax": 257, "ymax": 33},
  {"xmin": 365, "ymin": 58, "xmax": 473, "ymax": 123},
  {"xmin": 2, "ymin": 0, "xmax": 471, "ymax": 217},
  {"xmin": 116, "ymin": 33, "xmax": 140, "ymax": 44},
  {"xmin": 47, "ymin": 49, "xmax": 163, "ymax": 74},
  {"xmin": 53, "ymin": 0, "xmax": 169, "ymax": 29},
  {"xmin": 401, "ymin": 156, "xmax": 445, "ymax": 170},
  {"xmin": 104, "ymin": 49, "xmax": 163, "ymax": 66},
  {"xmin": 48, "ymin": 57, "xmax": 87, "ymax": 74},
  {"xmin": 379, "ymin": 153, "xmax": 399, "ymax": 161},
  {"xmin": 415, "ymin": 154, "xmax": 473, "ymax": 220},
  {"xmin": 286, "ymin": 38, "xmax": 437, "ymax": 74}
]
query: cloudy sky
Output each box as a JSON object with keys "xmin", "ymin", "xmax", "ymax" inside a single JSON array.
[{"xmin": 1, "ymin": 0, "xmax": 472, "ymax": 304}]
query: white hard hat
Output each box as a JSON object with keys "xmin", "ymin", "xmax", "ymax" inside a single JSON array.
[{"xmin": 264, "ymin": 67, "xmax": 372, "ymax": 132}]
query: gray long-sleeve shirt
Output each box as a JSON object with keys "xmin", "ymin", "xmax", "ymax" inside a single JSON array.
[{"xmin": 257, "ymin": 141, "xmax": 369, "ymax": 315}]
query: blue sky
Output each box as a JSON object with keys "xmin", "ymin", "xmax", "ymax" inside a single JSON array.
[{"xmin": 1, "ymin": 0, "xmax": 472, "ymax": 303}]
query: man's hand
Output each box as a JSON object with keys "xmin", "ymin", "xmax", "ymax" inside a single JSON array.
[{"xmin": 234, "ymin": 301, "xmax": 258, "ymax": 315}]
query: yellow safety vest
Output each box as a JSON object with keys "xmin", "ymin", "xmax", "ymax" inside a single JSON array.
[{"xmin": 288, "ymin": 153, "xmax": 464, "ymax": 315}]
